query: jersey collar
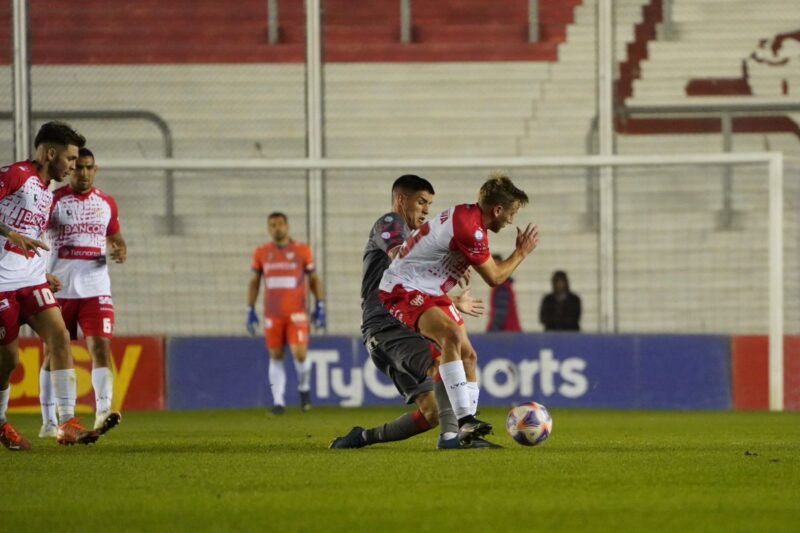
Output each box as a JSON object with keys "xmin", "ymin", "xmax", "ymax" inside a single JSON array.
[{"xmin": 66, "ymin": 184, "xmax": 96, "ymax": 199}]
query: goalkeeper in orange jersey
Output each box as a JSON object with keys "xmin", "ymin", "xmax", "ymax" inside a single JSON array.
[{"xmin": 247, "ymin": 212, "xmax": 325, "ymax": 415}]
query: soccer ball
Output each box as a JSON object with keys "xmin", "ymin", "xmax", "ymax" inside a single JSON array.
[{"xmin": 506, "ymin": 402, "xmax": 553, "ymax": 446}]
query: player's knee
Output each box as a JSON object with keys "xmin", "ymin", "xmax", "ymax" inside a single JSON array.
[
  {"xmin": 438, "ymin": 327, "xmax": 462, "ymax": 354},
  {"xmin": 90, "ymin": 342, "xmax": 111, "ymax": 367},
  {"xmin": 46, "ymin": 328, "xmax": 72, "ymax": 351},
  {"xmin": 0, "ymin": 346, "xmax": 19, "ymax": 376}
]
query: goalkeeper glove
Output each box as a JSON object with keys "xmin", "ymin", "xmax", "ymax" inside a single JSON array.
[
  {"xmin": 312, "ymin": 300, "xmax": 326, "ymax": 330},
  {"xmin": 246, "ymin": 305, "xmax": 259, "ymax": 336}
]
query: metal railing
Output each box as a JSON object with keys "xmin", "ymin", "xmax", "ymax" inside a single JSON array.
[
  {"xmin": 0, "ymin": 109, "xmax": 177, "ymax": 234},
  {"xmin": 624, "ymin": 99, "xmax": 800, "ymax": 229},
  {"xmin": 265, "ymin": 0, "xmax": 541, "ymax": 45}
]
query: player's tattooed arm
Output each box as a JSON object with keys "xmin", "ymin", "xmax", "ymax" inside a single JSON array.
[
  {"xmin": 107, "ymin": 233, "xmax": 127, "ymax": 264},
  {"xmin": 0, "ymin": 221, "xmax": 49, "ymax": 257}
]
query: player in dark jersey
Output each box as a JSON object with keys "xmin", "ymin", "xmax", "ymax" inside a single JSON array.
[{"xmin": 330, "ymin": 175, "xmax": 495, "ymax": 450}]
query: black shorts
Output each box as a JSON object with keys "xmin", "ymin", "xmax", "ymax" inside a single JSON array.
[{"xmin": 363, "ymin": 322, "xmax": 436, "ymax": 404}]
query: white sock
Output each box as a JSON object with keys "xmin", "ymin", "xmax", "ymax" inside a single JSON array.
[
  {"xmin": 269, "ymin": 359, "xmax": 287, "ymax": 407},
  {"xmin": 92, "ymin": 367, "xmax": 114, "ymax": 414},
  {"xmin": 52, "ymin": 369, "xmax": 77, "ymax": 424},
  {"xmin": 467, "ymin": 381, "xmax": 480, "ymax": 416},
  {"xmin": 294, "ymin": 358, "xmax": 311, "ymax": 393},
  {"xmin": 39, "ymin": 368, "xmax": 57, "ymax": 425},
  {"xmin": 0, "ymin": 386, "xmax": 9, "ymax": 425},
  {"xmin": 438, "ymin": 360, "xmax": 471, "ymax": 420}
]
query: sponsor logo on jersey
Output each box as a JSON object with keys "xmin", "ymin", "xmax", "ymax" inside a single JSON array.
[
  {"xmin": 4, "ymin": 240, "xmax": 36, "ymax": 258},
  {"xmin": 474, "ymin": 229, "xmax": 484, "ymax": 241},
  {"xmin": 58, "ymin": 246, "xmax": 103, "ymax": 260},
  {"xmin": 384, "ymin": 215, "xmax": 393, "ymax": 222},
  {"xmin": 381, "ymin": 231, "xmax": 391, "ymax": 240},
  {"xmin": 56, "ymin": 223, "xmax": 106, "ymax": 238},
  {"xmin": 263, "ymin": 262, "xmax": 298, "ymax": 272},
  {"xmin": 10, "ymin": 207, "xmax": 48, "ymax": 231}
]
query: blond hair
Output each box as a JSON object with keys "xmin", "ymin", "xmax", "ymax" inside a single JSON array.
[{"xmin": 478, "ymin": 171, "xmax": 529, "ymax": 209}]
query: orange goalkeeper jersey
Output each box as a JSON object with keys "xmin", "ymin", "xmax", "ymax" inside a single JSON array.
[{"xmin": 251, "ymin": 240, "xmax": 315, "ymax": 317}]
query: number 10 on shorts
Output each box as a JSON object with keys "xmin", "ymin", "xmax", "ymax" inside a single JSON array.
[{"xmin": 33, "ymin": 287, "xmax": 56, "ymax": 307}]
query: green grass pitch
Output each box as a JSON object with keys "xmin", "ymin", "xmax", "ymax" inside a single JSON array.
[{"xmin": 5, "ymin": 408, "xmax": 799, "ymax": 532}]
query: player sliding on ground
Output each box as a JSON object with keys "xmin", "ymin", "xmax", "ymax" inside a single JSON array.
[
  {"xmin": 379, "ymin": 172, "xmax": 538, "ymax": 446},
  {"xmin": 330, "ymin": 174, "xmax": 494, "ymax": 450},
  {"xmin": 0, "ymin": 121, "xmax": 100, "ymax": 451},
  {"xmin": 39, "ymin": 147, "xmax": 126, "ymax": 439}
]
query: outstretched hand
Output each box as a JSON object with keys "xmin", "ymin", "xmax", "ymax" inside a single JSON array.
[
  {"xmin": 453, "ymin": 287, "xmax": 485, "ymax": 318},
  {"xmin": 515, "ymin": 223, "xmax": 539, "ymax": 257}
]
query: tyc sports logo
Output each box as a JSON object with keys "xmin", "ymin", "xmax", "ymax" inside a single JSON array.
[{"xmin": 307, "ymin": 347, "xmax": 588, "ymax": 407}]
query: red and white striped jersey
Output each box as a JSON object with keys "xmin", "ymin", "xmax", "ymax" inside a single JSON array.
[
  {"xmin": 47, "ymin": 185, "xmax": 121, "ymax": 298},
  {"xmin": 379, "ymin": 203, "xmax": 491, "ymax": 296},
  {"xmin": 0, "ymin": 161, "xmax": 53, "ymax": 291}
]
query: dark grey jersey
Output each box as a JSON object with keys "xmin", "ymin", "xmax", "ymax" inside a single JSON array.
[{"xmin": 361, "ymin": 212, "xmax": 409, "ymax": 331}]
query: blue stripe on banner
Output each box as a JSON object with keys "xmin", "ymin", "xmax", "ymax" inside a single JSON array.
[{"xmin": 166, "ymin": 333, "xmax": 732, "ymax": 410}]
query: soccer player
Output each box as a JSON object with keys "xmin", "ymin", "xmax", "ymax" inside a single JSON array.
[
  {"xmin": 247, "ymin": 212, "xmax": 325, "ymax": 414},
  {"xmin": 330, "ymin": 175, "xmax": 493, "ymax": 450},
  {"xmin": 39, "ymin": 147, "xmax": 126, "ymax": 439},
  {"xmin": 0, "ymin": 121, "xmax": 100, "ymax": 450},
  {"xmin": 379, "ymin": 172, "xmax": 539, "ymax": 444}
]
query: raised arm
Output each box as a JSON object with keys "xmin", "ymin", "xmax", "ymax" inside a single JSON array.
[{"xmin": 473, "ymin": 224, "xmax": 539, "ymax": 288}]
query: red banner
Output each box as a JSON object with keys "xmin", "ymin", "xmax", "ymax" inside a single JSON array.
[
  {"xmin": 8, "ymin": 336, "xmax": 165, "ymax": 413},
  {"xmin": 732, "ymin": 335, "xmax": 800, "ymax": 411}
]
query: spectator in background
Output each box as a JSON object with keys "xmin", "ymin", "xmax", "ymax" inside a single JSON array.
[
  {"xmin": 539, "ymin": 270, "xmax": 581, "ymax": 331},
  {"xmin": 486, "ymin": 254, "xmax": 522, "ymax": 332}
]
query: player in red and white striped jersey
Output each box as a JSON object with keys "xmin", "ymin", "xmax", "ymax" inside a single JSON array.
[
  {"xmin": 379, "ymin": 172, "xmax": 539, "ymax": 445},
  {"xmin": 0, "ymin": 121, "xmax": 100, "ymax": 451},
  {"xmin": 39, "ymin": 148, "xmax": 126, "ymax": 439}
]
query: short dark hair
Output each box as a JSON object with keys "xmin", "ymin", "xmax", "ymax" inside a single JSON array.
[
  {"xmin": 478, "ymin": 171, "xmax": 529, "ymax": 209},
  {"xmin": 268, "ymin": 211, "xmax": 288, "ymax": 222},
  {"xmin": 34, "ymin": 121, "xmax": 86, "ymax": 149},
  {"xmin": 392, "ymin": 174, "xmax": 435, "ymax": 196},
  {"xmin": 78, "ymin": 147, "xmax": 95, "ymax": 159}
]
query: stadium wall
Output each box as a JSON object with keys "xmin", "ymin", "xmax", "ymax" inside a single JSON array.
[{"xmin": 8, "ymin": 334, "xmax": 796, "ymax": 413}]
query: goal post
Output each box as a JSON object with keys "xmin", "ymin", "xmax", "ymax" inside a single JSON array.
[{"xmin": 101, "ymin": 152, "xmax": 788, "ymax": 411}]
